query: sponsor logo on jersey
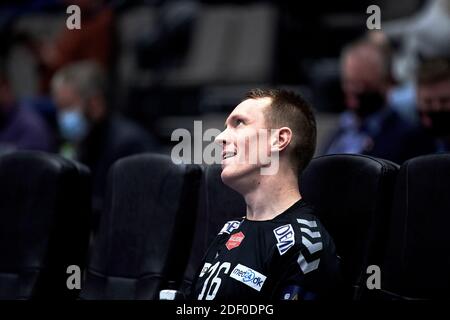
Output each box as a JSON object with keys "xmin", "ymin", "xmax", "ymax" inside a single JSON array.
[
  {"xmin": 225, "ymin": 231, "xmax": 245, "ymax": 250},
  {"xmin": 273, "ymin": 224, "xmax": 295, "ymax": 255},
  {"xmin": 218, "ymin": 220, "xmax": 241, "ymax": 235},
  {"xmin": 199, "ymin": 262, "xmax": 212, "ymax": 278},
  {"xmin": 230, "ymin": 264, "xmax": 266, "ymax": 292}
]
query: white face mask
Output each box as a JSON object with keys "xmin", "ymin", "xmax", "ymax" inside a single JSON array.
[{"xmin": 57, "ymin": 108, "xmax": 89, "ymax": 142}]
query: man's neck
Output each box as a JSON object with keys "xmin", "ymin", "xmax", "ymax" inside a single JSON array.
[{"xmin": 243, "ymin": 170, "xmax": 301, "ymax": 221}]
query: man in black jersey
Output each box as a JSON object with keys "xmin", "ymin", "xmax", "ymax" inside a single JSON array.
[{"xmin": 190, "ymin": 88, "xmax": 342, "ymax": 301}]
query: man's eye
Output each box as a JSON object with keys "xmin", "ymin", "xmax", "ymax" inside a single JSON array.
[{"xmin": 235, "ymin": 119, "xmax": 244, "ymax": 126}]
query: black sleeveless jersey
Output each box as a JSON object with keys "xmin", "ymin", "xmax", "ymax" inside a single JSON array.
[{"xmin": 189, "ymin": 199, "xmax": 342, "ymax": 301}]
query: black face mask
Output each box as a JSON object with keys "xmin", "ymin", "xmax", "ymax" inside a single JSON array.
[
  {"xmin": 420, "ymin": 111, "xmax": 450, "ymax": 137},
  {"xmin": 355, "ymin": 91, "xmax": 385, "ymax": 118}
]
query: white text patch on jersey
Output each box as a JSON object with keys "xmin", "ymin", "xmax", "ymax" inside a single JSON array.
[
  {"xmin": 219, "ymin": 220, "xmax": 241, "ymax": 235},
  {"xmin": 230, "ymin": 264, "xmax": 267, "ymax": 292},
  {"xmin": 273, "ymin": 224, "xmax": 295, "ymax": 255}
]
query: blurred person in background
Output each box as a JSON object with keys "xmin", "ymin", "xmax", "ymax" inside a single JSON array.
[
  {"xmin": 0, "ymin": 62, "xmax": 54, "ymax": 154},
  {"xmin": 51, "ymin": 60, "xmax": 159, "ymax": 214},
  {"xmin": 34, "ymin": 0, "xmax": 113, "ymax": 93},
  {"xmin": 377, "ymin": 0, "xmax": 450, "ymax": 125},
  {"xmin": 412, "ymin": 57, "xmax": 450, "ymax": 153},
  {"xmin": 322, "ymin": 39, "xmax": 420, "ymax": 164},
  {"xmin": 366, "ymin": 30, "xmax": 418, "ymax": 125}
]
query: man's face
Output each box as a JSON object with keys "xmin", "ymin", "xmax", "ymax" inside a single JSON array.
[
  {"xmin": 53, "ymin": 83, "xmax": 85, "ymax": 114},
  {"xmin": 417, "ymin": 79, "xmax": 450, "ymax": 137},
  {"xmin": 418, "ymin": 80, "xmax": 450, "ymax": 125},
  {"xmin": 341, "ymin": 49, "xmax": 386, "ymax": 114},
  {"xmin": 215, "ymin": 97, "xmax": 273, "ymax": 191}
]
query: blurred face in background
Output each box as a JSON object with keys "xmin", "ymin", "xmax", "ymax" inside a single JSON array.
[
  {"xmin": 53, "ymin": 82, "xmax": 84, "ymax": 114},
  {"xmin": 53, "ymin": 82, "xmax": 97, "ymax": 143},
  {"xmin": 341, "ymin": 44, "xmax": 388, "ymax": 118},
  {"xmin": 418, "ymin": 78, "xmax": 450, "ymax": 137}
]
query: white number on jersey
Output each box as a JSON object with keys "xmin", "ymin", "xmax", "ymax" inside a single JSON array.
[{"xmin": 197, "ymin": 262, "xmax": 231, "ymax": 300}]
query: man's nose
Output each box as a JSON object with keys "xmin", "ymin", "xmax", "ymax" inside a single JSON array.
[{"xmin": 215, "ymin": 129, "xmax": 228, "ymax": 146}]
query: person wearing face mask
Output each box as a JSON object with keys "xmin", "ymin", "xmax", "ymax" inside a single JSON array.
[
  {"xmin": 409, "ymin": 58, "xmax": 450, "ymax": 154},
  {"xmin": 322, "ymin": 40, "xmax": 419, "ymax": 164},
  {"xmin": 51, "ymin": 61, "xmax": 159, "ymax": 214}
]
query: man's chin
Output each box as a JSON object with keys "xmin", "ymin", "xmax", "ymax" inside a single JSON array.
[
  {"xmin": 220, "ymin": 165, "xmax": 259, "ymax": 191},
  {"xmin": 220, "ymin": 168, "xmax": 237, "ymax": 184},
  {"xmin": 220, "ymin": 166, "xmax": 245, "ymax": 188}
]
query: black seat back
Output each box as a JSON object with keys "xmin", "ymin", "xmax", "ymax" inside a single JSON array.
[
  {"xmin": 381, "ymin": 154, "xmax": 450, "ymax": 299},
  {"xmin": 0, "ymin": 151, "xmax": 91, "ymax": 299},
  {"xmin": 80, "ymin": 153, "xmax": 201, "ymax": 299},
  {"xmin": 300, "ymin": 154, "xmax": 399, "ymax": 299}
]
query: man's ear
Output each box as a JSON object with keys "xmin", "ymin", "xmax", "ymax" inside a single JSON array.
[{"xmin": 272, "ymin": 127, "xmax": 292, "ymax": 152}]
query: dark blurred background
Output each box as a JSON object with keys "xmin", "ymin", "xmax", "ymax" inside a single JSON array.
[{"xmin": 1, "ymin": 0, "xmax": 450, "ymax": 211}]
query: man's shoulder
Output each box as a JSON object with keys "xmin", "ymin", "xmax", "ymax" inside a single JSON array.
[
  {"xmin": 273, "ymin": 202, "xmax": 336, "ymax": 256},
  {"xmin": 11, "ymin": 106, "xmax": 51, "ymax": 135},
  {"xmin": 280, "ymin": 200, "xmax": 319, "ymax": 227},
  {"xmin": 380, "ymin": 108, "xmax": 415, "ymax": 135}
]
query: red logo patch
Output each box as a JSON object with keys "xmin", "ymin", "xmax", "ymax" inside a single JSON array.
[{"xmin": 226, "ymin": 231, "xmax": 245, "ymax": 250}]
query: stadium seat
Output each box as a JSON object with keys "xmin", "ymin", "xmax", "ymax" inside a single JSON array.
[
  {"xmin": 300, "ymin": 154, "xmax": 399, "ymax": 299},
  {"xmin": 0, "ymin": 151, "xmax": 91, "ymax": 299},
  {"xmin": 181, "ymin": 164, "xmax": 246, "ymax": 293},
  {"xmin": 80, "ymin": 154, "xmax": 201, "ymax": 300},
  {"xmin": 380, "ymin": 154, "xmax": 450, "ymax": 299}
]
